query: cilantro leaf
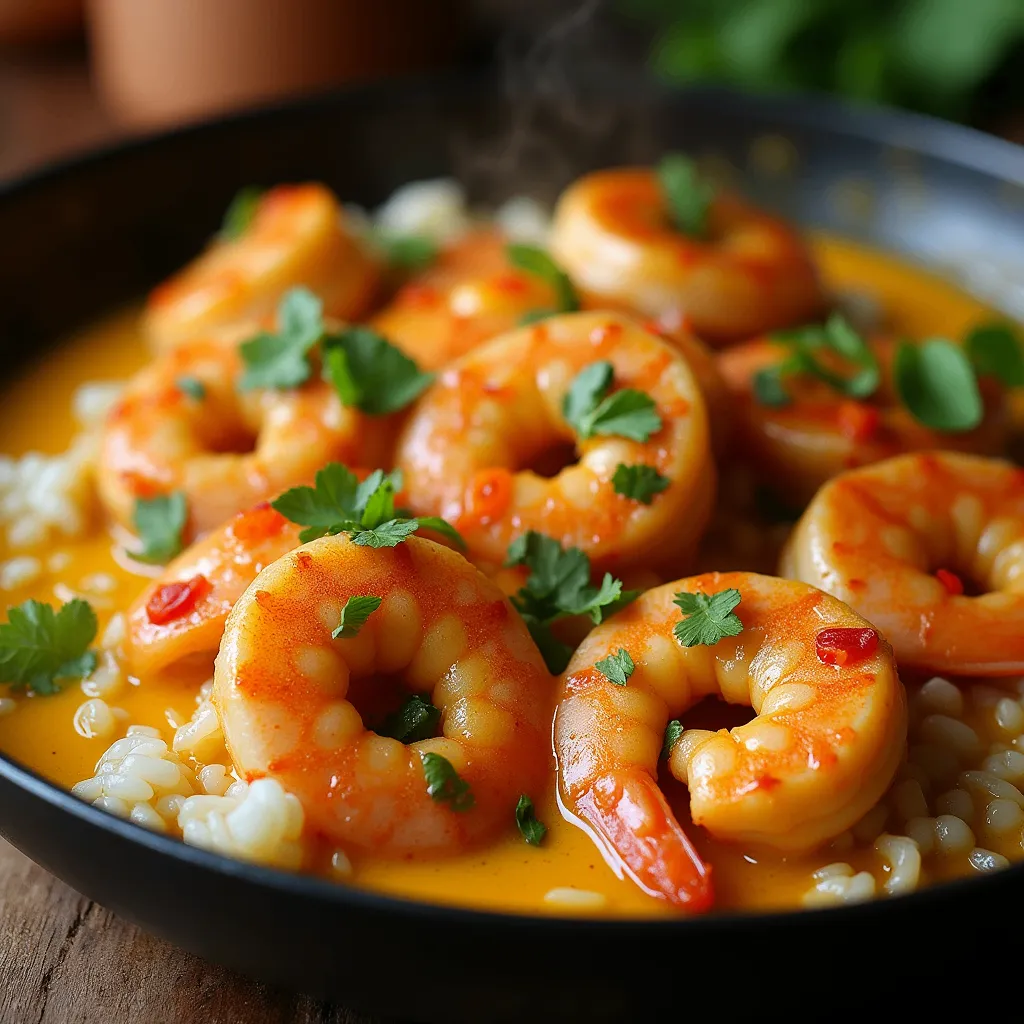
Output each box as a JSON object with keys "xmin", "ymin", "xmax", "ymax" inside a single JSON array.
[
  {"xmin": 414, "ymin": 515, "xmax": 466, "ymax": 549},
  {"xmin": 272, "ymin": 463, "xmax": 361, "ymax": 542},
  {"xmin": 562, "ymin": 361, "xmax": 662, "ymax": 441},
  {"xmin": 0, "ymin": 599, "xmax": 97, "ymax": 696},
  {"xmin": 522, "ymin": 620, "xmax": 575, "ymax": 675},
  {"xmin": 238, "ymin": 287, "xmax": 325, "ymax": 391},
  {"xmin": 515, "ymin": 794, "xmax": 547, "ymax": 846},
  {"xmin": 964, "ymin": 322, "xmax": 1024, "ymax": 387},
  {"xmin": 505, "ymin": 243, "xmax": 579, "ymax": 319},
  {"xmin": 349, "ymin": 518, "xmax": 421, "ymax": 548},
  {"xmin": 322, "ymin": 327, "xmax": 434, "ymax": 415},
  {"xmin": 421, "ymin": 752, "xmax": 474, "ymax": 811},
  {"xmin": 662, "ymin": 719, "xmax": 683, "ymax": 760},
  {"xmin": 595, "ymin": 648, "xmax": 634, "ymax": 686},
  {"xmin": 752, "ymin": 364, "xmax": 794, "ymax": 407},
  {"xmin": 893, "ymin": 338, "xmax": 983, "ymax": 432},
  {"xmin": 563, "ymin": 361, "xmax": 614, "ymax": 428},
  {"xmin": 378, "ymin": 694, "xmax": 441, "ymax": 743},
  {"xmin": 376, "ymin": 233, "xmax": 438, "ymax": 271},
  {"xmin": 612, "ymin": 463, "xmax": 670, "ymax": 504},
  {"xmin": 131, "ymin": 492, "xmax": 187, "ymax": 564},
  {"xmin": 176, "ymin": 376, "xmax": 206, "ymax": 400},
  {"xmin": 356, "ymin": 468, "xmax": 401, "ymax": 528},
  {"xmin": 220, "ymin": 186, "xmax": 263, "ymax": 241},
  {"xmin": 672, "ymin": 588, "xmax": 744, "ymax": 648},
  {"xmin": 332, "ymin": 595, "xmax": 382, "ymax": 639},
  {"xmin": 657, "ymin": 153, "xmax": 715, "ymax": 238}
]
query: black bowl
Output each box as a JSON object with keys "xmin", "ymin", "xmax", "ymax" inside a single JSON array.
[{"xmin": 1, "ymin": 74, "xmax": 1023, "ymax": 1022}]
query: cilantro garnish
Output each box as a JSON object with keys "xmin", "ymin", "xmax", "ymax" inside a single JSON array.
[
  {"xmin": 893, "ymin": 338, "xmax": 983, "ymax": 432},
  {"xmin": 322, "ymin": 327, "xmax": 434, "ymax": 415},
  {"xmin": 378, "ymin": 694, "xmax": 441, "ymax": 743},
  {"xmin": 238, "ymin": 287, "xmax": 325, "ymax": 391},
  {"xmin": 505, "ymin": 531, "xmax": 638, "ymax": 673},
  {"xmin": 662, "ymin": 719, "xmax": 683, "ymax": 760},
  {"xmin": 505, "ymin": 243, "xmax": 579, "ymax": 323},
  {"xmin": 672, "ymin": 588, "xmax": 744, "ymax": 648},
  {"xmin": 515, "ymin": 794, "xmax": 547, "ymax": 846},
  {"xmin": 271, "ymin": 463, "xmax": 463, "ymax": 549},
  {"xmin": 595, "ymin": 648, "xmax": 634, "ymax": 686},
  {"xmin": 562, "ymin": 361, "xmax": 662, "ymax": 442},
  {"xmin": 657, "ymin": 153, "xmax": 715, "ymax": 238},
  {"xmin": 612, "ymin": 464, "xmax": 670, "ymax": 504},
  {"xmin": 421, "ymin": 752, "xmax": 474, "ymax": 811},
  {"xmin": 219, "ymin": 186, "xmax": 263, "ymax": 241},
  {"xmin": 0, "ymin": 599, "xmax": 97, "ymax": 696},
  {"xmin": 176, "ymin": 376, "xmax": 206, "ymax": 401},
  {"xmin": 131, "ymin": 492, "xmax": 187, "ymax": 565},
  {"xmin": 376, "ymin": 233, "xmax": 438, "ymax": 271},
  {"xmin": 332, "ymin": 595, "xmax": 382, "ymax": 639},
  {"xmin": 963, "ymin": 322, "xmax": 1024, "ymax": 387}
]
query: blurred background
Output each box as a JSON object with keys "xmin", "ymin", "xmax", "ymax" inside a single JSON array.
[{"xmin": 1, "ymin": 0, "xmax": 1022, "ymax": 181}]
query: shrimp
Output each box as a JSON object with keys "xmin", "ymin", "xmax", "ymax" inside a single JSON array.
[
  {"xmin": 370, "ymin": 231, "xmax": 557, "ymax": 370},
  {"xmin": 97, "ymin": 334, "xmax": 393, "ymax": 537},
  {"xmin": 718, "ymin": 334, "xmax": 1008, "ymax": 504},
  {"xmin": 555, "ymin": 572, "xmax": 905, "ymax": 910},
  {"xmin": 781, "ymin": 452, "xmax": 1024, "ymax": 676},
  {"xmin": 395, "ymin": 311, "xmax": 715, "ymax": 574},
  {"xmin": 549, "ymin": 168, "xmax": 823, "ymax": 344},
  {"xmin": 214, "ymin": 534, "xmax": 553, "ymax": 855},
  {"xmin": 143, "ymin": 184, "xmax": 379, "ymax": 351},
  {"xmin": 125, "ymin": 502, "xmax": 302, "ymax": 677}
]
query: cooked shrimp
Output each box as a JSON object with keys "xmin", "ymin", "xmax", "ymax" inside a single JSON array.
[
  {"xmin": 97, "ymin": 335, "xmax": 392, "ymax": 537},
  {"xmin": 144, "ymin": 184, "xmax": 379, "ymax": 351},
  {"xmin": 718, "ymin": 334, "xmax": 1008, "ymax": 504},
  {"xmin": 371, "ymin": 231, "xmax": 557, "ymax": 370},
  {"xmin": 125, "ymin": 502, "xmax": 302, "ymax": 677},
  {"xmin": 214, "ymin": 534, "xmax": 553, "ymax": 855},
  {"xmin": 395, "ymin": 311, "xmax": 715, "ymax": 574},
  {"xmin": 781, "ymin": 452, "xmax": 1024, "ymax": 676},
  {"xmin": 555, "ymin": 572, "xmax": 905, "ymax": 909},
  {"xmin": 549, "ymin": 168, "xmax": 823, "ymax": 344}
]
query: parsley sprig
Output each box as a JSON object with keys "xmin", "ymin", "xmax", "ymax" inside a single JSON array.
[
  {"xmin": 374, "ymin": 232, "xmax": 438, "ymax": 271},
  {"xmin": 662, "ymin": 719, "xmax": 683, "ymax": 760},
  {"xmin": 272, "ymin": 463, "xmax": 463, "ymax": 549},
  {"xmin": 505, "ymin": 243, "xmax": 579, "ymax": 324},
  {"xmin": 421, "ymin": 752, "xmax": 474, "ymax": 811},
  {"xmin": 332, "ymin": 596, "xmax": 382, "ymax": 639},
  {"xmin": 673, "ymin": 588, "xmax": 744, "ymax": 648},
  {"xmin": 0, "ymin": 599, "xmax": 97, "ymax": 696},
  {"xmin": 612, "ymin": 464, "xmax": 670, "ymax": 504},
  {"xmin": 562, "ymin": 361, "xmax": 662, "ymax": 442},
  {"xmin": 130, "ymin": 492, "xmax": 187, "ymax": 565},
  {"xmin": 378, "ymin": 694, "xmax": 441, "ymax": 743},
  {"xmin": 595, "ymin": 648, "xmax": 634, "ymax": 686},
  {"xmin": 239, "ymin": 287, "xmax": 325, "ymax": 392},
  {"xmin": 506, "ymin": 531, "xmax": 638, "ymax": 673},
  {"xmin": 220, "ymin": 186, "xmax": 263, "ymax": 241},
  {"xmin": 515, "ymin": 794, "xmax": 547, "ymax": 846},
  {"xmin": 657, "ymin": 154, "xmax": 715, "ymax": 238}
]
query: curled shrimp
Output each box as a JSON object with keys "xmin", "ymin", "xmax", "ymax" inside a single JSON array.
[
  {"xmin": 549, "ymin": 168, "xmax": 823, "ymax": 344},
  {"xmin": 214, "ymin": 534, "xmax": 553, "ymax": 855},
  {"xmin": 555, "ymin": 572, "xmax": 905, "ymax": 910},
  {"xmin": 718, "ymin": 334, "xmax": 1008, "ymax": 504},
  {"xmin": 144, "ymin": 184, "xmax": 379, "ymax": 351},
  {"xmin": 781, "ymin": 451, "xmax": 1024, "ymax": 676},
  {"xmin": 395, "ymin": 311, "xmax": 715, "ymax": 575},
  {"xmin": 97, "ymin": 335, "xmax": 393, "ymax": 537},
  {"xmin": 371, "ymin": 230, "xmax": 557, "ymax": 370}
]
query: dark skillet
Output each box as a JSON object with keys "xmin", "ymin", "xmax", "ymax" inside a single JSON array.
[{"xmin": 1, "ymin": 73, "xmax": 1023, "ymax": 1022}]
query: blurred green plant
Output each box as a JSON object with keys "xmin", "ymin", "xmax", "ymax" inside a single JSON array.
[{"xmin": 621, "ymin": 0, "xmax": 1024, "ymax": 121}]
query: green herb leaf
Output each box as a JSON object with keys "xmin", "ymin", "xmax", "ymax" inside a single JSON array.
[
  {"xmin": 0, "ymin": 599, "xmax": 97, "ymax": 696},
  {"xmin": 505, "ymin": 243, "xmax": 579, "ymax": 314},
  {"xmin": 238, "ymin": 287, "xmax": 325, "ymax": 391},
  {"xmin": 964, "ymin": 322, "xmax": 1024, "ymax": 387},
  {"xmin": 518, "ymin": 308, "xmax": 558, "ymax": 326},
  {"xmin": 893, "ymin": 338, "xmax": 983, "ymax": 432},
  {"xmin": 131, "ymin": 492, "xmax": 187, "ymax": 564},
  {"xmin": 515, "ymin": 794, "xmax": 547, "ymax": 846},
  {"xmin": 612, "ymin": 463, "xmax": 670, "ymax": 504},
  {"xmin": 378, "ymin": 694, "xmax": 440, "ymax": 743},
  {"xmin": 322, "ymin": 327, "xmax": 434, "ymax": 415},
  {"xmin": 752, "ymin": 365, "xmax": 793, "ymax": 407},
  {"xmin": 349, "ymin": 518, "xmax": 421, "ymax": 548},
  {"xmin": 672, "ymin": 588, "xmax": 744, "ymax": 648},
  {"xmin": 562, "ymin": 361, "xmax": 662, "ymax": 441},
  {"xmin": 355, "ymin": 468, "xmax": 401, "ymax": 529},
  {"xmin": 414, "ymin": 515, "xmax": 467, "ymax": 549},
  {"xmin": 332, "ymin": 595, "xmax": 382, "ymax": 639},
  {"xmin": 272, "ymin": 463, "xmax": 361, "ymax": 542},
  {"xmin": 176, "ymin": 376, "xmax": 206, "ymax": 400},
  {"xmin": 421, "ymin": 752, "xmax": 474, "ymax": 811},
  {"xmin": 376, "ymin": 233, "xmax": 438, "ymax": 271},
  {"xmin": 562, "ymin": 361, "xmax": 614, "ymax": 428},
  {"xmin": 657, "ymin": 153, "xmax": 715, "ymax": 238},
  {"xmin": 662, "ymin": 719, "xmax": 683, "ymax": 760},
  {"xmin": 220, "ymin": 186, "xmax": 263, "ymax": 241},
  {"xmin": 595, "ymin": 648, "xmax": 635, "ymax": 686}
]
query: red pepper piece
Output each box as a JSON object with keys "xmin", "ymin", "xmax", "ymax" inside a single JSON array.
[
  {"xmin": 935, "ymin": 568, "xmax": 964, "ymax": 596},
  {"xmin": 815, "ymin": 626, "xmax": 879, "ymax": 667},
  {"xmin": 836, "ymin": 400, "xmax": 881, "ymax": 443},
  {"xmin": 146, "ymin": 574, "xmax": 212, "ymax": 626}
]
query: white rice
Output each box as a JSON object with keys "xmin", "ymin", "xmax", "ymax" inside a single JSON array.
[
  {"xmin": 72, "ymin": 381, "xmax": 123, "ymax": 428},
  {"xmin": 803, "ymin": 863, "xmax": 876, "ymax": 906},
  {"xmin": 373, "ymin": 178, "xmax": 473, "ymax": 244},
  {"xmin": 493, "ymin": 196, "xmax": 551, "ymax": 244},
  {"xmin": 0, "ymin": 697, "xmax": 16, "ymax": 717},
  {"xmin": 543, "ymin": 887, "xmax": 607, "ymax": 911},
  {"xmin": 0, "ymin": 555, "xmax": 42, "ymax": 590}
]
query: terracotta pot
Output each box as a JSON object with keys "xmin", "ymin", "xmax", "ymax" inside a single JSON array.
[{"xmin": 87, "ymin": 0, "xmax": 465, "ymax": 127}]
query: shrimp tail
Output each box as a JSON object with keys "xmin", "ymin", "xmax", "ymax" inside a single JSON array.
[{"xmin": 576, "ymin": 768, "xmax": 713, "ymax": 912}]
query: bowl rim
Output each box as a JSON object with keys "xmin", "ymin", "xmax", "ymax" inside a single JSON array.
[{"xmin": 0, "ymin": 71, "xmax": 1021, "ymax": 934}]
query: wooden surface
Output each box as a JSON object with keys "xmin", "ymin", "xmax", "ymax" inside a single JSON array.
[{"xmin": 0, "ymin": 839, "xmax": 378, "ymax": 1024}]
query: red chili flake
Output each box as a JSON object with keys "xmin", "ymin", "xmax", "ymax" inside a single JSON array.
[
  {"xmin": 935, "ymin": 568, "xmax": 964, "ymax": 596},
  {"xmin": 641, "ymin": 319, "xmax": 667, "ymax": 338},
  {"xmin": 815, "ymin": 627, "xmax": 879, "ymax": 667},
  {"xmin": 491, "ymin": 273, "xmax": 528, "ymax": 295},
  {"xmin": 146, "ymin": 575, "xmax": 212, "ymax": 626},
  {"xmin": 397, "ymin": 283, "xmax": 441, "ymax": 308},
  {"xmin": 230, "ymin": 501, "xmax": 288, "ymax": 543},
  {"xmin": 836, "ymin": 400, "xmax": 881, "ymax": 443},
  {"xmin": 755, "ymin": 774, "xmax": 781, "ymax": 791},
  {"xmin": 589, "ymin": 322, "xmax": 623, "ymax": 346}
]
